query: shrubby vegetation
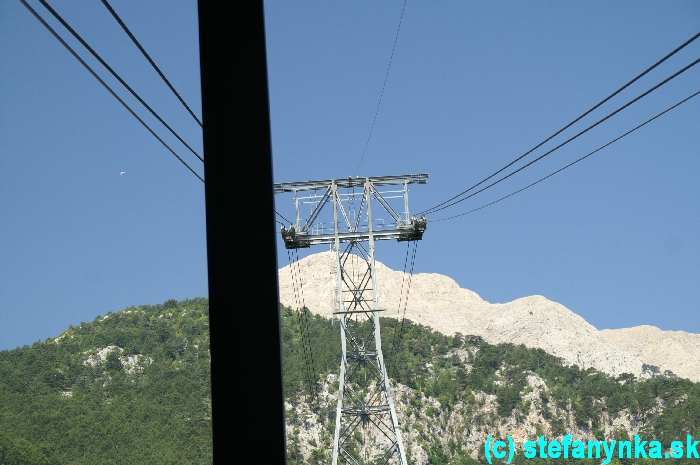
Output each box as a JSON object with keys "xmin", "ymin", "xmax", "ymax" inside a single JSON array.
[{"xmin": 0, "ymin": 300, "xmax": 697, "ymax": 465}]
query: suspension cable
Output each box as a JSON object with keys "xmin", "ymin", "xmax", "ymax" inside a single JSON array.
[
  {"xmin": 293, "ymin": 248, "xmax": 320, "ymax": 401},
  {"xmin": 430, "ymin": 89, "xmax": 700, "ymax": 223},
  {"xmin": 286, "ymin": 249, "xmax": 316, "ymax": 398},
  {"xmin": 18, "ymin": 0, "xmax": 204, "ymax": 182},
  {"xmin": 423, "ymin": 57, "xmax": 700, "ymax": 216},
  {"xmin": 419, "ymin": 32, "xmax": 700, "ymax": 216},
  {"xmin": 391, "ymin": 240, "xmax": 418, "ymax": 363},
  {"xmin": 389, "ymin": 241, "xmax": 411, "ymax": 361},
  {"xmin": 37, "ymin": 0, "xmax": 204, "ymax": 162},
  {"xmin": 99, "ymin": 0, "xmax": 203, "ymax": 127}
]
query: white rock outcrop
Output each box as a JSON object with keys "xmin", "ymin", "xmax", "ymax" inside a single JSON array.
[
  {"xmin": 279, "ymin": 252, "xmax": 699, "ymax": 382},
  {"xmin": 600, "ymin": 325, "xmax": 700, "ymax": 382},
  {"xmin": 82, "ymin": 345, "xmax": 153, "ymax": 374}
]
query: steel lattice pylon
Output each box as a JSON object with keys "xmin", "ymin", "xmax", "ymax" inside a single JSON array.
[{"xmin": 274, "ymin": 174, "xmax": 428, "ymax": 465}]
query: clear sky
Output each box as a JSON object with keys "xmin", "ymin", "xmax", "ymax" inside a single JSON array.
[{"xmin": 1, "ymin": 1, "xmax": 698, "ymax": 350}]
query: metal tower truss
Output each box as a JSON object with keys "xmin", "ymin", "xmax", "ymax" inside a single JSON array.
[
  {"xmin": 273, "ymin": 174, "xmax": 428, "ymax": 465},
  {"xmin": 274, "ymin": 174, "xmax": 427, "ymax": 250}
]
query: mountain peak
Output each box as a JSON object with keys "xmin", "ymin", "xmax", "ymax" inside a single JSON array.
[{"xmin": 279, "ymin": 252, "xmax": 699, "ymax": 381}]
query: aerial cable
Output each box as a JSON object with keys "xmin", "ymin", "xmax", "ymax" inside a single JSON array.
[
  {"xmin": 423, "ymin": 57, "xmax": 700, "ymax": 216},
  {"xmin": 389, "ymin": 241, "xmax": 411, "ymax": 361},
  {"xmin": 392, "ymin": 240, "xmax": 418, "ymax": 362},
  {"xmin": 99, "ymin": 0, "xmax": 203, "ymax": 128},
  {"xmin": 18, "ymin": 0, "xmax": 203, "ymax": 183},
  {"xmin": 37, "ymin": 0, "xmax": 204, "ymax": 163},
  {"xmin": 293, "ymin": 260, "xmax": 316, "ymax": 401},
  {"xmin": 286, "ymin": 249, "xmax": 316, "ymax": 399},
  {"xmin": 293, "ymin": 248, "xmax": 320, "ymax": 399},
  {"xmin": 355, "ymin": 0, "xmax": 409, "ymax": 174},
  {"xmin": 274, "ymin": 209, "xmax": 292, "ymax": 225},
  {"xmin": 291, "ymin": 248, "xmax": 320, "ymax": 401},
  {"xmin": 420, "ymin": 32, "xmax": 700, "ymax": 216},
  {"xmin": 431, "ymin": 89, "xmax": 700, "ymax": 223},
  {"xmin": 285, "ymin": 250, "xmax": 308, "ymax": 391},
  {"xmin": 393, "ymin": 240, "xmax": 418, "ymax": 361}
]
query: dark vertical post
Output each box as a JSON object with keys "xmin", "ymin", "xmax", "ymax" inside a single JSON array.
[{"xmin": 198, "ymin": 2, "xmax": 287, "ymax": 464}]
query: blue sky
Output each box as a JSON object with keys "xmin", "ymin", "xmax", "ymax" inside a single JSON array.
[{"xmin": 1, "ymin": 1, "xmax": 698, "ymax": 350}]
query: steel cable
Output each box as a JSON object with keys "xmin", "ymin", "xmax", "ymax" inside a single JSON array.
[
  {"xmin": 18, "ymin": 0, "xmax": 204, "ymax": 182},
  {"xmin": 431, "ymin": 89, "xmax": 700, "ymax": 223},
  {"xmin": 420, "ymin": 32, "xmax": 700, "ymax": 216},
  {"xmin": 37, "ymin": 0, "xmax": 204, "ymax": 163},
  {"xmin": 99, "ymin": 0, "xmax": 203, "ymax": 127},
  {"xmin": 423, "ymin": 57, "xmax": 700, "ymax": 216}
]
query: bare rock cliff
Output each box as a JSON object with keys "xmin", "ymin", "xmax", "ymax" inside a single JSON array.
[{"xmin": 278, "ymin": 251, "xmax": 699, "ymax": 381}]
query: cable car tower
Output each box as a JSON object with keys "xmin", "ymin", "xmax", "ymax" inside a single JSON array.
[{"xmin": 274, "ymin": 174, "xmax": 428, "ymax": 465}]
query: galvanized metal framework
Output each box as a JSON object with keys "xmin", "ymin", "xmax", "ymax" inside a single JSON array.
[{"xmin": 274, "ymin": 174, "xmax": 428, "ymax": 465}]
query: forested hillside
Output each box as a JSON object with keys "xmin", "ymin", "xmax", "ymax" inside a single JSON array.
[
  {"xmin": 0, "ymin": 300, "xmax": 697, "ymax": 465},
  {"xmin": 0, "ymin": 299, "xmax": 212, "ymax": 465}
]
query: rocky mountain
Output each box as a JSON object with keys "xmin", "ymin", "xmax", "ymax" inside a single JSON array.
[
  {"xmin": 600, "ymin": 326, "xmax": 700, "ymax": 382},
  {"xmin": 280, "ymin": 307, "xmax": 699, "ymax": 465},
  {"xmin": 278, "ymin": 251, "xmax": 700, "ymax": 382}
]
